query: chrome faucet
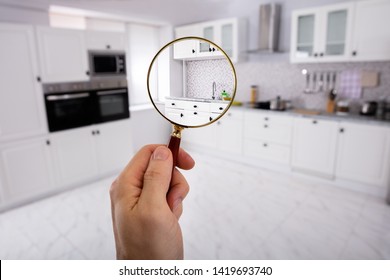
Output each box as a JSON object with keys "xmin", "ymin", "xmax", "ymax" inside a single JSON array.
[{"xmin": 212, "ymin": 81, "xmax": 216, "ymax": 100}]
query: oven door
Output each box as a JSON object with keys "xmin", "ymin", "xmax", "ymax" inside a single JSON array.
[
  {"xmin": 45, "ymin": 92, "xmax": 93, "ymax": 132},
  {"xmin": 94, "ymin": 88, "xmax": 130, "ymax": 123}
]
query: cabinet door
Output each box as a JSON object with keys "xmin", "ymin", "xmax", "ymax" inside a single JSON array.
[
  {"xmin": 173, "ymin": 38, "xmax": 198, "ymax": 59},
  {"xmin": 336, "ymin": 123, "xmax": 390, "ymax": 187},
  {"xmin": 351, "ymin": 0, "xmax": 390, "ymax": 61},
  {"xmin": 216, "ymin": 111, "xmax": 243, "ymax": 155},
  {"xmin": 36, "ymin": 26, "xmax": 89, "ymax": 82},
  {"xmin": 184, "ymin": 119, "xmax": 218, "ymax": 149},
  {"xmin": 51, "ymin": 128, "xmax": 98, "ymax": 187},
  {"xmin": 290, "ymin": 8, "xmax": 320, "ymax": 62},
  {"xmin": 0, "ymin": 24, "xmax": 46, "ymax": 141},
  {"xmin": 291, "ymin": 118, "xmax": 339, "ymax": 178},
  {"xmin": 0, "ymin": 138, "xmax": 54, "ymax": 203},
  {"xmin": 321, "ymin": 3, "xmax": 354, "ymax": 61},
  {"xmin": 165, "ymin": 108, "xmax": 185, "ymax": 125},
  {"xmin": 85, "ymin": 30, "xmax": 126, "ymax": 51},
  {"xmin": 95, "ymin": 120, "xmax": 134, "ymax": 175}
]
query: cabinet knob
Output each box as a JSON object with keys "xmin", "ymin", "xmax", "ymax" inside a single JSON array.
[
  {"xmin": 228, "ymin": 112, "xmax": 232, "ymax": 117},
  {"xmin": 92, "ymin": 130, "xmax": 96, "ymax": 135},
  {"xmin": 46, "ymin": 140, "xmax": 50, "ymax": 146},
  {"xmin": 180, "ymin": 113, "xmax": 184, "ymax": 118},
  {"xmin": 106, "ymin": 45, "xmax": 111, "ymax": 49},
  {"xmin": 209, "ymin": 116, "xmax": 213, "ymax": 122},
  {"xmin": 96, "ymin": 130, "xmax": 100, "ymax": 135},
  {"xmin": 209, "ymin": 47, "xmax": 212, "ymax": 52},
  {"xmin": 339, "ymin": 128, "xmax": 345, "ymax": 133},
  {"xmin": 217, "ymin": 121, "xmax": 221, "ymax": 125},
  {"xmin": 219, "ymin": 107, "xmax": 223, "ymax": 110},
  {"xmin": 192, "ymin": 49, "xmax": 195, "ymax": 54},
  {"xmin": 352, "ymin": 51, "xmax": 357, "ymax": 56},
  {"xmin": 194, "ymin": 112, "xmax": 197, "ymax": 115},
  {"xmin": 312, "ymin": 120, "xmax": 318, "ymax": 124},
  {"xmin": 264, "ymin": 124, "xmax": 268, "ymax": 128},
  {"xmin": 86, "ymin": 70, "xmax": 90, "ymax": 76},
  {"xmin": 264, "ymin": 117, "xmax": 269, "ymax": 121},
  {"xmin": 263, "ymin": 143, "xmax": 268, "ymax": 147},
  {"xmin": 36, "ymin": 76, "xmax": 41, "ymax": 82},
  {"xmin": 194, "ymin": 105, "xmax": 197, "ymax": 108},
  {"xmin": 171, "ymin": 103, "xmax": 175, "ymax": 106},
  {"xmin": 212, "ymin": 47, "xmax": 216, "ymax": 52},
  {"xmin": 319, "ymin": 53, "xmax": 324, "ymax": 57},
  {"xmin": 314, "ymin": 53, "xmax": 318, "ymax": 57}
]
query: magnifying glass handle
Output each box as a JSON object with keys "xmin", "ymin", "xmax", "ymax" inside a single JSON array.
[{"xmin": 167, "ymin": 125, "xmax": 183, "ymax": 168}]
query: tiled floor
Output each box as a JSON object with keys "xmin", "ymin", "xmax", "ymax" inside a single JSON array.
[{"xmin": 0, "ymin": 151, "xmax": 389, "ymax": 259}]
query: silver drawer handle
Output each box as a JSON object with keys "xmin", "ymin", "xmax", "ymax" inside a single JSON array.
[
  {"xmin": 97, "ymin": 89, "xmax": 127, "ymax": 96},
  {"xmin": 47, "ymin": 93, "xmax": 89, "ymax": 101}
]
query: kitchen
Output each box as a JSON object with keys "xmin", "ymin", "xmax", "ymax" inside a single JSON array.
[{"xmin": 0, "ymin": 0, "xmax": 390, "ymax": 261}]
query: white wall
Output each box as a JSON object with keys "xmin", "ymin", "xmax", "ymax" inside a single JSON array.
[{"xmin": 0, "ymin": 3, "xmax": 49, "ymax": 25}]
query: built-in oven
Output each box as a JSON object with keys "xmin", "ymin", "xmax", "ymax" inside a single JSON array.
[
  {"xmin": 88, "ymin": 51, "xmax": 126, "ymax": 77},
  {"xmin": 43, "ymin": 79, "xmax": 129, "ymax": 132},
  {"xmin": 94, "ymin": 88, "xmax": 130, "ymax": 123}
]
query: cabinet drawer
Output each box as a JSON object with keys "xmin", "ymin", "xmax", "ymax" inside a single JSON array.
[
  {"xmin": 245, "ymin": 121, "xmax": 292, "ymax": 145},
  {"xmin": 165, "ymin": 99, "xmax": 187, "ymax": 109},
  {"xmin": 183, "ymin": 101, "xmax": 210, "ymax": 112},
  {"xmin": 244, "ymin": 111, "xmax": 293, "ymax": 125},
  {"xmin": 210, "ymin": 102, "xmax": 228, "ymax": 113},
  {"xmin": 244, "ymin": 139, "xmax": 290, "ymax": 165}
]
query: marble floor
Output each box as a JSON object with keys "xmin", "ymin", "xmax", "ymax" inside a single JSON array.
[{"xmin": 0, "ymin": 151, "xmax": 389, "ymax": 259}]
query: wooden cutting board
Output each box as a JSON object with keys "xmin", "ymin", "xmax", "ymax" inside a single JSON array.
[{"xmin": 293, "ymin": 109, "xmax": 321, "ymax": 115}]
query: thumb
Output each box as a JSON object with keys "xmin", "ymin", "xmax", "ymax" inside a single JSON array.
[{"xmin": 140, "ymin": 146, "xmax": 173, "ymax": 207}]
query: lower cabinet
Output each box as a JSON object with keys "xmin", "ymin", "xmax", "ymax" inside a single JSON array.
[
  {"xmin": 0, "ymin": 137, "xmax": 55, "ymax": 204},
  {"xmin": 291, "ymin": 118, "xmax": 339, "ymax": 178},
  {"xmin": 243, "ymin": 111, "xmax": 293, "ymax": 165},
  {"xmin": 0, "ymin": 119, "xmax": 133, "ymax": 208},
  {"xmin": 336, "ymin": 122, "xmax": 390, "ymax": 187},
  {"xmin": 183, "ymin": 109, "xmax": 243, "ymax": 154},
  {"xmin": 52, "ymin": 120, "xmax": 133, "ymax": 187}
]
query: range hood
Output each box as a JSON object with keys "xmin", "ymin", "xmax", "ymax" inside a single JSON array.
[{"xmin": 257, "ymin": 3, "xmax": 281, "ymax": 52}]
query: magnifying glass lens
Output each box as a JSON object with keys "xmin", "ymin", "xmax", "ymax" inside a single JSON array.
[{"xmin": 147, "ymin": 37, "xmax": 237, "ymax": 165}]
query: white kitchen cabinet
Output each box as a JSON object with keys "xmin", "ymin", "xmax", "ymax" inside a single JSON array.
[
  {"xmin": 215, "ymin": 110, "xmax": 243, "ymax": 155},
  {"xmin": 174, "ymin": 25, "xmax": 200, "ymax": 60},
  {"xmin": 36, "ymin": 26, "xmax": 89, "ymax": 82},
  {"xmin": 51, "ymin": 120, "xmax": 133, "ymax": 187},
  {"xmin": 94, "ymin": 120, "xmax": 133, "ymax": 175},
  {"xmin": 291, "ymin": 118, "xmax": 339, "ymax": 178},
  {"xmin": 350, "ymin": 0, "xmax": 390, "ymax": 61},
  {"xmin": 0, "ymin": 23, "xmax": 46, "ymax": 142},
  {"xmin": 183, "ymin": 109, "xmax": 242, "ymax": 154},
  {"xmin": 51, "ymin": 127, "xmax": 98, "ymax": 187},
  {"xmin": 175, "ymin": 18, "xmax": 247, "ymax": 62},
  {"xmin": 0, "ymin": 137, "xmax": 55, "ymax": 204},
  {"xmin": 290, "ymin": 2, "xmax": 354, "ymax": 63},
  {"xmin": 85, "ymin": 30, "xmax": 126, "ymax": 51},
  {"xmin": 336, "ymin": 122, "xmax": 390, "ymax": 187},
  {"xmin": 243, "ymin": 111, "xmax": 293, "ymax": 165}
]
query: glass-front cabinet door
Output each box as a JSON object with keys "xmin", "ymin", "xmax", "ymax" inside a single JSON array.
[
  {"xmin": 199, "ymin": 25, "xmax": 214, "ymax": 54},
  {"xmin": 323, "ymin": 3, "xmax": 354, "ymax": 60},
  {"xmin": 221, "ymin": 23, "xmax": 233, "ymax": 57},
  {"xmin": 290, "ymin": 3, "xmax": 354, "ymax": 63}
]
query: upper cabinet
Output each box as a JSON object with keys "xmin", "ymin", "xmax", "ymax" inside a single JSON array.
[
  {"xmin": 36, "ymin": 26, "xmax": 89, "ymax": 82},
  {"xmin": 85, "ymin": 30, "xmax": 126, "ymax": 51},
  {"xmin": 351, "ymin": 0, "xmax": 390, "ymax": 61},
  {"xmin": 290, "ymin": 2, "xmax": 354, "ymax": 63},
  {"xmin": 0, "ymin": 23, "xmax": 47, "ymax": 142},
  {"xmin": 291, "ymin": 0, "xmax": 390, "ymax": 63},
  {"xmin": 174, "ymin": 18, "xmax": 247, "ymax": 62}
]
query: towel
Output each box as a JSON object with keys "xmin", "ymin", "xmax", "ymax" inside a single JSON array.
[{"xmin": 338, "ymin": 70, "xmax": 362, "ymax": 99}]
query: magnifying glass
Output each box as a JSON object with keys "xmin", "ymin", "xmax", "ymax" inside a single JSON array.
[{"xmin": 147, "ymin": 36, "xmax": 237, "ymax": 167}]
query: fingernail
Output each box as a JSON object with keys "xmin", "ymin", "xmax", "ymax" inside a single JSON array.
[{"xmin": 153, "ymin": 146, "xmax": 170, "ymax": 160}]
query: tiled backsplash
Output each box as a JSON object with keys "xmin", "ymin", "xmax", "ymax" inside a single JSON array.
[
  {"xmin": 235, "ymin": 61, "xmax": 390, "ymax": 112},
  {"xmin": 185, "ymin": 59, "xmax": 235, "ymax": 100}
]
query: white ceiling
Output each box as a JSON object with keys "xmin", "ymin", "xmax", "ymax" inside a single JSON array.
[{"xmin": 2, "ymin": 0, "xmax": 256, "ymax": 25}]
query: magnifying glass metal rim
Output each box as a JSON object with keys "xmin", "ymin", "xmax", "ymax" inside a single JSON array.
[{"xmin": 146, "ymin": 36, "xmax": 237, "ymax": 129}]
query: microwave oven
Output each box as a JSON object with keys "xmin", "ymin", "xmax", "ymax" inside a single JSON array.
[{"xmin": 88, "ymin": 51, "xmax": 126, "ymax": 77}]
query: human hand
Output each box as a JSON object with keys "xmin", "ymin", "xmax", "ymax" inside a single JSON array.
[{"xmin": 110, "ymin": 144, "xmax": 195, "ymax": 260}]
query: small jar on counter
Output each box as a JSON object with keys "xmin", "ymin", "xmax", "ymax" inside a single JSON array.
[{"xmin": 250, "ymin": 85, "xmax": 258, "ymax": 105}]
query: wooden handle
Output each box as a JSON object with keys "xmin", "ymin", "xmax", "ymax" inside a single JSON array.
[
  {"xmin": 168, "ymin": 134, "xmax": 181, "ymax": 168},
  {"xmin": 167, "ymin": 125, "xmax": 183, "ymax": 168}
]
